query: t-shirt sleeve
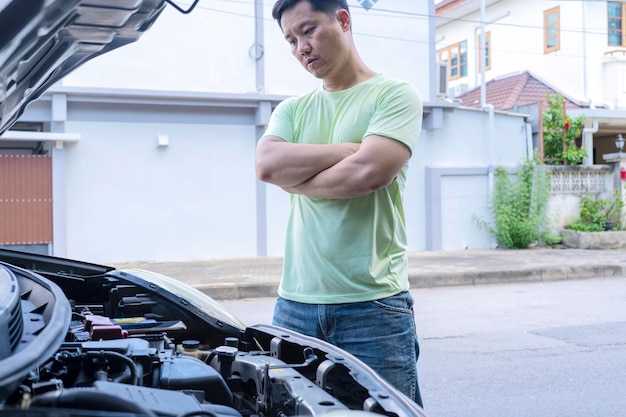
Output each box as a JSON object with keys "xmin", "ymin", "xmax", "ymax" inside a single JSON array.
[
  {"xmin": 365, "ymin": 81, "xmax": 423, "ymax": 155},
  {"xmin": 262, "ymin": 97, "xmax": 296, "ymax": 143}
]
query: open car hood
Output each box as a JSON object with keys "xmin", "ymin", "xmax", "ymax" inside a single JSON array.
[
  {"xmin": 0, "ymin": 249, "xmax": 428, "ymax": 417},
  {"xmin": 0, "ymin": 0, "xmax": 166, "ymax": 136}
]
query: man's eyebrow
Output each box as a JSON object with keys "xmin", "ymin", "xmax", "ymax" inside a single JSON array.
[{"xmin": 283, "ymin": 19, "xmax": 317, "ymax": 39}]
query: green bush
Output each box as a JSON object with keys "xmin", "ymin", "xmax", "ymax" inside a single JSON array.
[
  {"xmin": 475, "ymin": 154, "xmax": 550, "ymax": 249},
  {"xmin": 566, "ymin": 190, "xmax": 624, "ymax": 231},
  {"xmin": 566, "ymin": 220, "xmax": 605, "ymax": 232},
  {"xmin": 543, "ymin": 232, "xmax": 564, "ymax": 245}
]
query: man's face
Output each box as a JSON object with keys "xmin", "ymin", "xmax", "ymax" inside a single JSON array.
[{"xmin": 280, "ymin": 1, "xmax": 349, "ymax": 80}]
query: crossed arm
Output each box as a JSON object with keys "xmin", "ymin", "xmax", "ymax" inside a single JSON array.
[{"xmin": 255, "ymin": 135, "xmax": 411, "ymax": 199}]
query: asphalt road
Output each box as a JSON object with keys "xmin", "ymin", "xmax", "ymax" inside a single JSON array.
[{"xmin": 217, "ymin": 276, "xmax": 626, "ymax": 417}]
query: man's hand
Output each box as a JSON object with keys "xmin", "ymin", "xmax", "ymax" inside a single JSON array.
[{"xmin": 255, "ymin": 136, "xmax": 360, "ymax": 187}]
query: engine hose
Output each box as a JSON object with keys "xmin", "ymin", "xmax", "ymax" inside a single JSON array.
[
  {"xmin": 112, "ymin": 361, "xmax": 143, "ymax": 384},
  {"xmin": 30, "ymin": 389, "xmax": 157, "ymax": 416},
  {"xmin": 84, "ymin": 350, "xmax": 139, "ymax": 385}
]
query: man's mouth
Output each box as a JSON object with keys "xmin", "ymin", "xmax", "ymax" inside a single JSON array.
[{"xmin": 306, "ymin": 58, "xmax": 318, "ymax": 68}]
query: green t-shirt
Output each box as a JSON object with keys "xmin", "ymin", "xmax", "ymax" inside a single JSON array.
[{"xmin": 264, "ymin": 73, "xmax": 423, "ymax": 304}]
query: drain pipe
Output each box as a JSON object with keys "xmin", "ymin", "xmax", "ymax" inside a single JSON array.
[
  {"xmin": 582, "ymin": 116, "xmax": 598, "ymax": 166},
  {"xmin": 480, "ymin": 0, "xmax": 487, "ymax": 110},
  {"xmin": 480, "ymin": 0, "xmax": 495, "ymax": 192},
  {"xmin": 525, "ymin": 120, "xmax": 533, "ymax": 160},
  {"xmin": 483, "ymin": 102, "xmax": 495, "ymax": 189},
  {"xmin": 581, "ymin": 1, "xmax": 597, "ymax": 166}
]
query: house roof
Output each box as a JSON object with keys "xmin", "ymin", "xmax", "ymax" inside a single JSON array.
[
  {"xmin": 435, "ymin": 0, "xmax": 508, "ymax": 26},
  {"xmin": 435, "ymin": 0, "xmax": 468, "ymax": 15},
  {"xmin": 455, "ymin": 71, "xmax": 587, "ymax": 112}
]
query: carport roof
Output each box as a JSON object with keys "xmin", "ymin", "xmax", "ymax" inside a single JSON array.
[{"xmin": 569, "ymin": 108, "xmax": 626, "ymax": 137}]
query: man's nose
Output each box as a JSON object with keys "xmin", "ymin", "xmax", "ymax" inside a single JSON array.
[{"xmin": 297, "ymin": 40, "xmax": 311, "ymax": 55}]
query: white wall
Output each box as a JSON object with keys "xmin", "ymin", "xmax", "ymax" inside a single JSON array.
[
  {"xmin": 62, "ymin": 2, "xmax": 258, "ymax": 93},
  {"xmin": 440, "ymin": 173, "xmax": 494, "ymax": 250},
  {"xmin": 351, "ymin": 0, "xmax": 431, "ymax": 98},
  {"xmin": 547, "ymin": 194, "xmax": 581, "ymax": 232},
  {"xmin": 427, "ymin": 107, "xmax": 528, "ymax": 167},
  {"xmin": 63, "ymin": 120, "xmax": 258, "ymax": 263},
  {"xmin": 63, "ymin": 1, "xmax": 432, "ymax": 98},
  {"xmin": 418, "ymin": 107, "xmax": 530, "ymax": 251}
]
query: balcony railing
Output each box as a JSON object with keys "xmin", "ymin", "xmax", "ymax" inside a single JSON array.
[{"xmin": 604, "ymin": 49, "xmax": 626, "ymax": 57}]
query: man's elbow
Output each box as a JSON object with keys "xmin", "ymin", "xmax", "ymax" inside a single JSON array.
[
  {"xmin": 256, "ymin": 158, "xmax": 293, "ymax": 186},
  {"xmin": 255, "ymin": 138, "xmax": 281, "ymax": 183},
  {"xmin": 255, "ymin": 160, "xmax": 274, "ymax": 183}
]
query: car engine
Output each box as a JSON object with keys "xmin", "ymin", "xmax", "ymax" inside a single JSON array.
[{"xmin": 0, "ymin": 251, "xmax": 426, "ymax": 417}]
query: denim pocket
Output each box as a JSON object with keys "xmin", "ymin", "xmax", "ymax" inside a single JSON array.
[{"xmin": 368, "ymin": 291, "xmax": 414, "ymax": 315}]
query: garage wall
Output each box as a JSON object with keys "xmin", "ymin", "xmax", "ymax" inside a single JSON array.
[
  {"xmin": 420, "ymin": 107, "xmax": 530, "ymax": 251},
  {"xmin": 63, "ymin": 120, "xmax": 258, "ymax": 263}
]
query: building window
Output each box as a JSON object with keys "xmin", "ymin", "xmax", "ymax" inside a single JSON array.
[
  {"xmin": 477, "ymin": 31, "xmax": 491, "ymax": 72},
  {"xmin": 608, "ymin": 2, "xmax": 625, "ymax": 46},
  {"xmin": 438, "ymin": 41, "xmax": 468, "ymax": 81},
  {"xmin": 544, "ymin": 6, "xmax": 560, "ymax": 53}
]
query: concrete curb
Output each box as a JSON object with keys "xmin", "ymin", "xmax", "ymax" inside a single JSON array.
[
  {"xmin": 408, "ymin": 265, "xmax": 625, "ymax": 288},
  {"xmin": 195, "ymin": 282, "xmax": 280, "ymax": 300},
  {"xmin": 196, "ymin": 264, "xmax": 625, "ymax": 300}
]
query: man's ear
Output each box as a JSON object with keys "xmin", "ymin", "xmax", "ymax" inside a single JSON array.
[{"xmin": 336, "ymin": 9, "xmax": 351, "ymax": 32}]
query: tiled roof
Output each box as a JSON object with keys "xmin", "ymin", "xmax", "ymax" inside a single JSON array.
[
  {"xmin": 435, "ymin": 0, "xmax": 468, "ymax": 14},
  {"xmin": 435, "ymin": 0, "xmax": 463, "ymax": 13},
  {"xmin": 455, "ymin": 71, "xmax": 586, "ymax": 111}
]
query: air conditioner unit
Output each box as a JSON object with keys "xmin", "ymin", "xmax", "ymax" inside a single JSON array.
[
  {"xmin": 436, "ymin": 62, "xmax": 448, "ymax": 100},
  {"xmin": 450, "ymin": 83, "xmax": 469, "ymax": 98}
]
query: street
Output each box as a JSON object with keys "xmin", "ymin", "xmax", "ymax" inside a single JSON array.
[{"xmin": 218, "ymin": 276, "xmax": 626, "ymax": 417}]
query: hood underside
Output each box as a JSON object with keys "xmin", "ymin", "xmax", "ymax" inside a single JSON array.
[{"xmin": 0, "ymin": 0, "xmax": 166, "ymax": 136}]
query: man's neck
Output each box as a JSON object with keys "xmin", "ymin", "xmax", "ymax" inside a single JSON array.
[{"xmin": 323, "ymin": 65, "xmax": 377, "ymax": 92}]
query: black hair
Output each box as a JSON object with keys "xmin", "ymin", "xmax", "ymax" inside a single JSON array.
[{"xmin": 272, "ymin": 0, "xmax": 350, "ymax": 28}]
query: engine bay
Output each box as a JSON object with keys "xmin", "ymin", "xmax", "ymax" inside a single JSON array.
[{"xmin": 0, "ymin": 251, "xmax": 426, "ymax": 417}]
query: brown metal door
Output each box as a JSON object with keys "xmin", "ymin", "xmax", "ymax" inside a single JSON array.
[{"xmin": 0, "ymin": 155, "xmax": 52, "ymax": 245}]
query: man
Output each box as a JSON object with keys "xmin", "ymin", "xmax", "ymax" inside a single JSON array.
[{"xmin": 255, "ymin": 0, "xmax": 423, "ymax": 406}]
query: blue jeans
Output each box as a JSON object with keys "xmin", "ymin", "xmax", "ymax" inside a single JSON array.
[{"xmin": 272, "ymin": 291, "xmax": 423, "ymax": 407}]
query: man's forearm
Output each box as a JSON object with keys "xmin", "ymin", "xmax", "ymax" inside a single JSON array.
[
  {"xmin": 255, "ymin": 137, "xmax": 359, "ymax": 187},
  {"xmin": 281, "ymin": 135, "xmax": 410, "ymax": 199},
  {"xmin": 281, "ymin": 157, "xmax": 386, "ymax": 199}
]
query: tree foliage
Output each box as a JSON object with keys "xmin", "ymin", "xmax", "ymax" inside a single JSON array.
[{"xmin": 542, "ymin": 93, "xmax": 586, "ymax": 165}]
